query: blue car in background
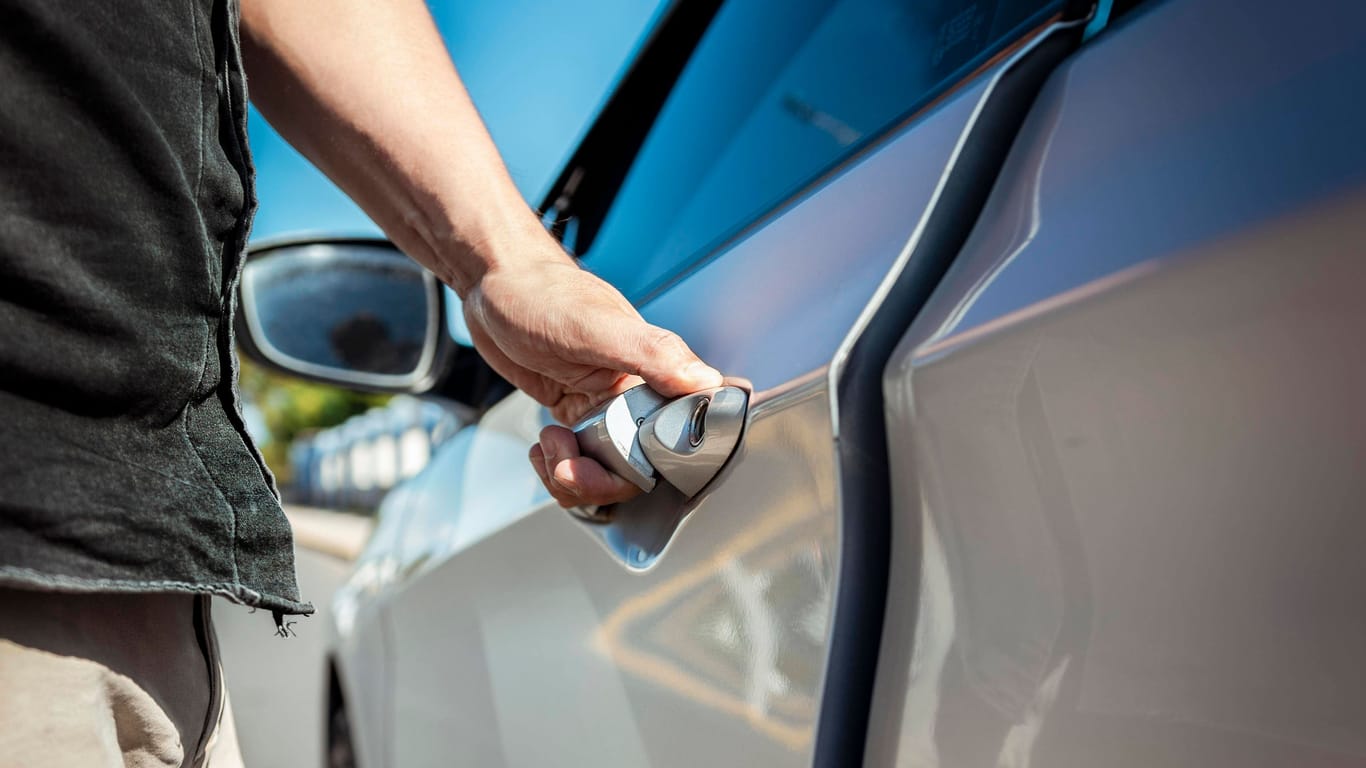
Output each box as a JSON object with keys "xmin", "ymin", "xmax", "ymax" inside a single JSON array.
[{"xmin": 240, "ymin": 0, "xmax": 1366, "ymax": 765}]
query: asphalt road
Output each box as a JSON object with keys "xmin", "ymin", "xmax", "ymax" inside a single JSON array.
[{"xmin": 215, "ymin": 507, "xmax": 372, "ymax": 768}]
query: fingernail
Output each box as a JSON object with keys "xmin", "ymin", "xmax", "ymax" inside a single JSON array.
[{"xmin": 553, "ymin": 467, "xmax": 579, "ymax": 493}]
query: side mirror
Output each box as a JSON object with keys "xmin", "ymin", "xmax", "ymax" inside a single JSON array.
[{"xmin": 236, "ymin": 238, "xmax": 450, "ymax": 393}]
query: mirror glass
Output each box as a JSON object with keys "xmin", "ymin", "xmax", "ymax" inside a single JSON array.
[{"xmin": 240, "ymin": 242, "xmax": 440, "ymax": 387}]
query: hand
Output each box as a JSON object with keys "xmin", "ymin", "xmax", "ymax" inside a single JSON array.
[
  {"xmin": 525, "ymin": 373, "xmax": 754, "ymax": 508},
  {"xmin": 461, "ymin": 234, "xmax": 722, "ymax": 508}
]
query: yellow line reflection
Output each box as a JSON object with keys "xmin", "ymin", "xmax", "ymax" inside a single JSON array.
[{"xmin": 594, "ymin": 493, "xmax": 823, "ymax": 751}]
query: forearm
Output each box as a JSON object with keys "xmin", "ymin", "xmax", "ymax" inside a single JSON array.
[{"xmin": 239, "ymin": 0, "xmax": 564, "ymax": 296}]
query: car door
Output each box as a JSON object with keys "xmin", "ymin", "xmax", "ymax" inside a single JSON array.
[
  {"xmin": 868, "ymin": 0, "xmax": 1366, "ymax": 765},
  {"xmin": 377, "ymin": 0, "xmax": 1087, "ymax": 766}
]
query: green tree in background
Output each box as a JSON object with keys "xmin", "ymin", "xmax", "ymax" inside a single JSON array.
[{"xmin": 238, "ymin": 357, "xmax": 388, "ymax": 486}]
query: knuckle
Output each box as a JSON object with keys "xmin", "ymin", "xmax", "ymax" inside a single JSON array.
[{"xmin": 644, "ymin": 326, "xmax": 682, "ymax": 353}]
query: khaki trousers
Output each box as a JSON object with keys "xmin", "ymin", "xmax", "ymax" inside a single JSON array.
[{"xmin": 0, "ymin": 588, "xmax": 244, "ymax": 768}]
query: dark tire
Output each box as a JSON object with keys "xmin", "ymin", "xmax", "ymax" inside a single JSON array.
[{"xmin": 326, "ymin": 664, "xmax": 359, "ymax": 768}]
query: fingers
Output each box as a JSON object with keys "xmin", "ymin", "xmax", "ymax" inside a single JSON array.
[
  {"xmin": 529, "ymin": 425, "xmax": 641, "ymax": 508},
  {"xmin": 470, "ymin": 274, "xmax": 721, "ymax": 408},
  {"xmin": 549, "ymin": 375, "xmax": 647, "ymax": 426},
  {"xmin": 528, "ymin": 442, "xmax": 575, "ymax": 508},
  {"xmin": 553, "ymin": 457, "xmax": 641, "ymax": 506},
  {"xmin": 549, "ymin": 392, "xmax": 595, "ymax": 427},
  {"xmin": 579, "ymin": 319, "xmax": 723, "ymax": 399}
]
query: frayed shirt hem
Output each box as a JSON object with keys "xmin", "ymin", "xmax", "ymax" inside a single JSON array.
[{"xmin": 0, "ymin": 566, "xmax": 314, "ymax": 617}]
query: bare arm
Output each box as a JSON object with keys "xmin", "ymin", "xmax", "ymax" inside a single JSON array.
[
  {"xmin": 239, "ymin": 0, "xmax": 721, "ymax": 506},
  {"xmin": 240, "ymin": 0, "xmax": 530, "ymax": 295}
]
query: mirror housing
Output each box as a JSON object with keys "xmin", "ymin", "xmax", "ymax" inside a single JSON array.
[
  {"xmin": 236, "ymin": 237, "xmax": 512, "ymax": 410},
  {"xmin": 236, "ymin": 238, "xmax": 449, "ymax": 393}
]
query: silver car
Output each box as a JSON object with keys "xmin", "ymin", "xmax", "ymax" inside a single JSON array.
[{"xmin": 237, "ymin": 0, "xmax": 1366, "ymax": 764}]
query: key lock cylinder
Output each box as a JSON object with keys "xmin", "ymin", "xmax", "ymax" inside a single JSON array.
[{"xmin": 571, "ymin": 384, "xmax": 748, "ymax": 504}]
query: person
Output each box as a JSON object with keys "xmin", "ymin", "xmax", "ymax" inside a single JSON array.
[{"xmin": 0, "ymin": 0, "xmax": 720, "ymax": 765}]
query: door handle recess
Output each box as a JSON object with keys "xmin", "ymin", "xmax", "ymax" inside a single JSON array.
[{"xmin": 572, "ymin": 384, "xmax": 748, "ymax": 498}]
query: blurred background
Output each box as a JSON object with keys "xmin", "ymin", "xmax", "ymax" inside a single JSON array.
[{"xmin": 218, "ymin": 2, "xmax": 669, "ymax": 764}]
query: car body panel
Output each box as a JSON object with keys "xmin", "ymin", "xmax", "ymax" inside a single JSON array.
[
  {"xmin": 326, "ymin": 0, "xmax": 1366, "ymax": 764},
  {"xmin": 331, "ymin": 482, "xmax": 417, "ymax": 768},
  {"xmin": 876, "ymin": 0, "xmax": 1366, "ymax": 764},
  {"xmin": 384, "ymin": 381, "xmax": 838, "ymax": 766},
  {"xmin": 349, "ymin": 32, "xmax": 1056, "ymax": 767}
]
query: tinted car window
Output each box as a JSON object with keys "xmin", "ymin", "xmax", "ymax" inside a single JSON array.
[{"xmin": 581, "ymin": 0, "xmax": 1062, "ymax": 300}]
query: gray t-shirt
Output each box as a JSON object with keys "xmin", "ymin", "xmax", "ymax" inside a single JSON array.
[{"xmin": 0, "ymin": 0, "xmax": 310, "ymax": 620}]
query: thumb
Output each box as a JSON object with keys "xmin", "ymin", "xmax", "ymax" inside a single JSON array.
[{"xmin": 592, "ymin": 320, "xmax": 723, "ymax": 398}]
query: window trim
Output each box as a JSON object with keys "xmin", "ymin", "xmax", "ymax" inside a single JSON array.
[
  {"xmin": 625, "ymin": 1, "xmax": 1077, "ymax": 304},
  {"xmin": 543, "ymin": 0, "xmax": 1095, "ymax": 306},
  {"xmin": 537, "ymin": 0, "xmax": 724, "ymax": 252}
]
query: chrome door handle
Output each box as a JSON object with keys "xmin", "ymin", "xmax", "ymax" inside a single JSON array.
[{"xmin": 572, "ymin": 384, "xmax": 748, "ymax": 498}]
